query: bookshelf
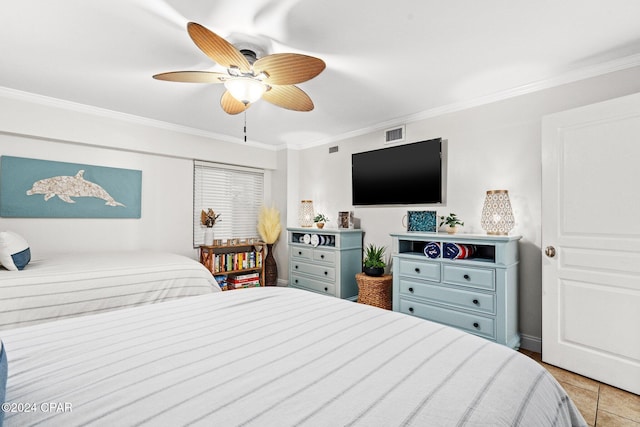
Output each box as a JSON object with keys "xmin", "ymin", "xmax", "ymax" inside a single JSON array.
[{"xmin": 199, "ymin": 242, "xmax": 266, "ymax": 290}]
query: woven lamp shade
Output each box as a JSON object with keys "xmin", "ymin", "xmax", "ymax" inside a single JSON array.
[
  {"xmin": 298, "ymin": 200, "xmax": 314, "ymax": 227},
  {"xmin": 480, "ymin": 190, "xmax": 515, "ymax": 235}
]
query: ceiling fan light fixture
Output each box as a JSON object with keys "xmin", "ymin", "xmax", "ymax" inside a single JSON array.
[
  {"xmin": 155, "ymin": 22, "xmax": 325, "ymax": 114},
  {"xmin": 224, "ymin": 77, "xmax": 267, "ymax": 105}
]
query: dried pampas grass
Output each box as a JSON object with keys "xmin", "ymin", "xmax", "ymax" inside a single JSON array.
[{"xmin": 257, "ymin": 205, "xmax": 282, "ymax": 244}]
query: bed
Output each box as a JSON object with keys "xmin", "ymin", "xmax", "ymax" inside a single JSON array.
[
  {"xmin": 0, "ymin": 287, "xmax": 586, "ymax": 427},
  {"xmin": 0, "ymin": 251, "xmax": 218, "ymax": 331}
]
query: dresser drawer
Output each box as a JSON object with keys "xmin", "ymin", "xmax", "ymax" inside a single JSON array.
[
  {"xmin": 291, "ymin": 247, "xmax": 313, "ymax": 260},
  {"xmin": 398, "ymin": 259, "xmax": 440, "ymax": 281},
  {"xmin": 313, "ymin": 249, "xmax": 335, "ymax": 264},
  {"xmin": 290, "ymin": 274, "xmax": 336, "ymax": 296},
  {"xmin": 399, "ymin": 280, "xmax": 496, "ymax": 315},
  {"xmin": 399, "ymin": 298, "xmax": 496, "ymax": 340},
  {"xmin": 443, "ymin": 265, "xmax": 495, "ymax": 291},
  {"xmin": 291, "ymin": 261, "xmax": 336, "ymax": 281}
]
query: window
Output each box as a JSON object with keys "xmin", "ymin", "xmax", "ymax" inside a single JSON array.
[{"xmin": 193, "ymin": 161, "xmax": 264, "ymax": 246}]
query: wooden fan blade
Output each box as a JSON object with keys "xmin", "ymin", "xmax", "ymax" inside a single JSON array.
[
  {"xmin": 153, "ymin": 71, "xmax": 227, "ymax": 83},
  {"xmin": 262, "ymin": 85, "xmax": 314, "ymax": 111},
  {"xmin": 253, "ymin": 53, "xmax": 325, "ymax": 85},
  {"xmin": 187, "ymin": 22, "xmax": 251, "ymax": 72},
  {"xmin": 221, "ymin": 91, "xmax": 250, "ymax": 115}
]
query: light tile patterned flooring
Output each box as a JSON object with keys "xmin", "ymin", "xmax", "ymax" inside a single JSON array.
[{"xmin": 519, "ymin": 350, "xmax": 640, "ymax": 427}]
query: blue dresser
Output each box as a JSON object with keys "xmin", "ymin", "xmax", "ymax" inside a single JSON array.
[
  {"xmin": 391, "ymin": 232, "xmax": 522, "ymax": 349},
  {"xmin": 288, "ymin": 228, "xmax": 363, "ymax": 300}
]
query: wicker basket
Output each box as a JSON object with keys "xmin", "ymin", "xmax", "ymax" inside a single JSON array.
[{"xmin": 356, "ymin": 272, "xmax": 392, "ymax": 310}]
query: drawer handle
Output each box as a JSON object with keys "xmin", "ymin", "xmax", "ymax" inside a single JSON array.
[
  {"xmin": 324, "ymin": 287, "xmax": 328, "ymax": 292},
  {"xmin": 294, "ymin": 279, "xmax": 298, "ymax": 284},
  {"xmin": 408, "ymin": 287, "xmax": 414, "ymax": 293},
  {"xmin": 408, "ymin": 307, "xmax": 414, "ymax": 313},
  {"xmin": 298, "ymin": 251, "xmax": 302, "ymax": 255},
  {"xmin": 295, "ymin": 265, "xmax": 299, "ymax": 269},
  {"xmin": 415, "ymin": 268, "xmax": 421, "ymax": 274},
  {"xmin": 472, "ymin": 299, "xmax": 479, "ymax": 305},
  {"xmin": 324, "ymin": 271, "xmax": 328, "ymax": 275},
  {"xmin": 473, "ymin": 322, "xmax": 479, "ymax": 329},
  {"xmin": 463, "ymin": 274, "xmax": 470, "ymax": 280},
  {"xmin": 320, "ymin": 254, "xmax": 325, "ymax": 259}
]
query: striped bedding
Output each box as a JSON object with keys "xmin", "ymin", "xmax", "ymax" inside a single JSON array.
[
  {"xmin": 1, "ymin": 287, "xmax": 586, "ymax": 427},
  {"xmin": 0, "ymin": 251, "xmax": 217, "ymax": 331}
]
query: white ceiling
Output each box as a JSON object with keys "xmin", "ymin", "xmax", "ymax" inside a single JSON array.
[{"xmin": 2, "ymin": 0, "xmax": 640, "ymax": 148}]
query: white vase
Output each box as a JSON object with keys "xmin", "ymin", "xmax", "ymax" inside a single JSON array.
[{"xmin": 204, "ymin": 228, "xmax": 214, "ymax": 246}]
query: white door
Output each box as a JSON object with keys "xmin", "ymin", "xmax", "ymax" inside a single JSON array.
[{"xmin": 541, "ymin": 92, "xmax": 640, "ymax": 395}]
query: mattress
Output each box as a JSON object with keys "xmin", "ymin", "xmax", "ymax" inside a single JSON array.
[
  {"xmin": 0, "ymin": 287, "xmax": 586, "ymax": 426},
  {"xmin": 0, "ymin": 251, "xmax": 217, "ymax": 331}
]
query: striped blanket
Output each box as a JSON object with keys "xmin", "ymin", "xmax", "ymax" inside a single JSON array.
[
  {"xmin": 0, "ymin": 251, "xmax": 217, "ymax": 331},
  {"xmin": 1, "ymin": 287, "xmax": 586, "ymax": 426}
]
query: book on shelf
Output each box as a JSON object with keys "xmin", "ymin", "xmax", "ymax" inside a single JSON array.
[
  {"xmin": 229, "ymin": 272, "xmax": 260, "ymax": 281},
  {"xmin": 212, "ymin": 251, "xmax": 263, "ymax": 273},
  {"xmin": 227, "ymin": 281, "xmax": 260, "ymax": 290},
  {"xmin": 213, "ymin": 275, "xmax": 227, "ymax": 290},
  {"xmin": 227, "ymin": 272, "xmax": 260, "ymax": 288}
]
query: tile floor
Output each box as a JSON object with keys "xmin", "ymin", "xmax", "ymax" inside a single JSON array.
[{"xmin": 519, "ymin": 349, "xmax": 640, "ymax": 427}]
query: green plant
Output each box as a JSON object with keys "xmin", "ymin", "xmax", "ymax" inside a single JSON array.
[
  {"xmin": 439, "ymin": 213, "xmax": 464, "ymax": 228},
  {"xmin": 314, "ymin": 213, "xmax": 329, "ymax": 223},
  {"xmin": 363, "ymin": 243, "xmax": 386, "ymax": 269}
]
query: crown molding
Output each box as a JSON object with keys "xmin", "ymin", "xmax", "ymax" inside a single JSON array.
[
  {"xmin": 0, "ymin": 86, "xmax": 278, "ymax": 151},
  {"xmin": 288, "ymin": 53, "xmax": 640, "ymax": 150},
  {"xmin": 3, "ymin": 51, "xmax": 640, "ymax": 153}
]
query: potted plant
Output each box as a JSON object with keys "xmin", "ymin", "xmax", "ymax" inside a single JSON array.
[
  {"xmin": 314, "ymin": 213, "xmax": 329, "ymax": 229},
  {"xmin": 439, "ymin": 213, "xmax": 464, "ymax": 234},
  {"xmin": 363, "ymin": 243, "xmax": 386, "ymax": 276}
]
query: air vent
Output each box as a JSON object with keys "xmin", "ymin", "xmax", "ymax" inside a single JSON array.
[
  {"xmin": 385, "ymin": 125, "xmax": 405, "ymax": 144},
  {"xmin": 328, "ymin": 145, "xmax": 339, "ymax": 153}
]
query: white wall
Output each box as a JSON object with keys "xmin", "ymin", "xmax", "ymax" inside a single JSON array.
[
  {"xmin": 0, "ymin": 89, "xmax": 280, "ymax": 260},
  {"xmin": 291, "ymin": 65, "xmax": 640, "ymax": 351}
]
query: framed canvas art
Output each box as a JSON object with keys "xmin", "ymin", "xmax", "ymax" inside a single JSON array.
[
  {"xmin": 0, "ymin": 156, "xmax": 142, "ymax": 218},
  {"xmin": 403, "ymin": 210, "xmax": 437, "ymax": 232}
]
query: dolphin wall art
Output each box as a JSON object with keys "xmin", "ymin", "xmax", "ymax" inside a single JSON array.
[
  {"xmin": 26, "ymin": 170, "xmax": 125, "ymax": 207},
  {"xmin": 1, "ymin": 156, "xmax": 141, "ymax": 218}
]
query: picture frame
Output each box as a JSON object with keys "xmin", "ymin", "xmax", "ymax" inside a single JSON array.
[
  {"xmin": 338, "ymin": 211, "xmax": 354, "ymax": 229},
  {"xmin": 403, "ymin": 210, "xmax": 437, "ymax": 232}
]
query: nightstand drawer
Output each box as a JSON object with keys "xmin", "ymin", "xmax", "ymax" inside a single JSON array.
[
  {"xmin": 399, "ymin": 280, "xmax": 495, "ymax": 314},
  {"xmin": 290, "ymin": 274, "xmax": 336, "ymax": 296},
  {"xmin": 313, "ymin": 249, "xmax": 335, "ymax": 264},
  {"xmin": 398, "ymin": 259, "xmax": 440, "ymax": 281},
  {"xmin": 291, "ymin": 247, "xmax": 313, "ymax": 260},
  {"xmin": 443, "ymin": 265, "xmax": 495, "ymax": 290},
  {"xmin": 291, "ymin": 261, "xmax": 336, "ymax": 281},
  {"xmin": 399, "ymin": 298, "xmax": 496, "ymax": 340}
]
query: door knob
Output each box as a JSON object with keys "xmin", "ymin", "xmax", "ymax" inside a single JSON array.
[{"xmin": 545, "ymin": 246, "xmax": 556, "ymax": 258}]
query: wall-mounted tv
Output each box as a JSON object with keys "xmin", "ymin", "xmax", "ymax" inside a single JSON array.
[{"xmin": 352, "ymin": 138, "xmax": 443, "ymax": 206}]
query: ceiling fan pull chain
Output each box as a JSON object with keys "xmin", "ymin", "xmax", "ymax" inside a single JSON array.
[{"xmin": 244, "ymin": 111, "xmax": 247, "ymax": 142}]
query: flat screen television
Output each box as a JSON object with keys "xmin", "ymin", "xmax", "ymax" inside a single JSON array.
[{"xmin": 352, "ymin": 138, "xmax": 442, "ymax": 205}]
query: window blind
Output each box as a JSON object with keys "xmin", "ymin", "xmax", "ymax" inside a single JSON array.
[{"xmin": 193, "ymin": 161, "xmax": 264, "ymax": 246}]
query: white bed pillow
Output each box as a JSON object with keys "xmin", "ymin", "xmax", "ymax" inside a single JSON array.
[{"xmin": 0, "ymin": 231, "xmax": 31, "ymax": 271}]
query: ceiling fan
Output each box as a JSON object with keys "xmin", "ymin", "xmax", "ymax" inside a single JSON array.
[{"xmin": 153, "ymin": 22, "xmax": 326, "ymax": 115}]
